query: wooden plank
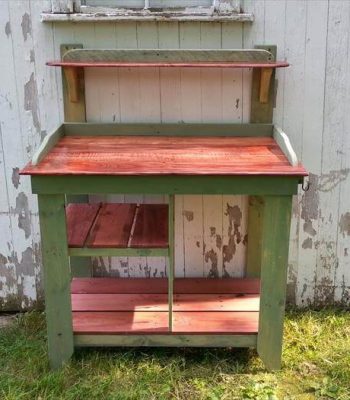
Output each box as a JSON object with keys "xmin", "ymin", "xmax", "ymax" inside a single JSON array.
[
  {"xmin": 66, "ymin": 203, "xmax": 101, "ymax": 247},
  {"xmin": 69, "ymin": 248, "xmax": 169, "ymax": 257},
  {"xmin": 257, "ymin": 195, "xmax": 292, "ymax": 371},
  {"xmin": 173, "ymin": 311, "xmax": 258, "ymax": 334},
  {"xmin": 38, "ymin": 194, "xmax": 73, "ymax": 369},
  {"xmin": 59, "ymin": 48, "xmax": 279, "ymax": 64},
  {"xmin": 273, "ymin": 126, "xmax": 299, "ymax": 167},
  {"xmin": 222, "ymin": 195, "xmax": 248, "ymax": 278},
  {"xmin": 63, "ymin": 122, "xmax": 274, "ymax": 137},
  {"xmin": 168, "ymin": 195, "xmax": 175, "ymax": 330},
  {"xmin": 296, "ymin": 0, "xmax": 328, "ymax": 306},
  {"xmin": 130, "ymin": 204, "xmax": 168, "ymax": 248},
  {"xmin": 71, "ymin": 293, "xmax": 260, "ymax": 312},
  {"xmin": 246, "ymin": 196, "xmax": 263, "ymax": 278},
  {"xmin": 203, "ymin": 195, "xmax": 223, "ymax": 277},
  {"xmin": 32, "ymin": 126, "xmax": 64, "ymax": 165},
  {"xmin": 183, "ymin": 195, "xmax": 204, "ymax": 277},
  {"xmin": 50, "ymin": 61, "xmax": 290, "ymax": 69},
  {"xmin": 71, "ymin": 277, "xmax": 261, "ymax": 294},
  {"xmin": 72, "ymin": 311, "xmax": 258, "ymax": 334},
  {"xmin": 73, "ymin": 311, "xmax": 169, "ymax": 334},
  {"xmin": 74, "ymin": 334, "xmax": 257, "ymax": 348},
  {"xmin": 86, "ymin": 203, "xmax": 136, "ymax": 248},
  {"xmin": 22, "ymin": 136, "xmax": 308, "ymax": 177},
  {"xmin": 30, "ymin": 175, "xmax": 301, "ymax": 196},
  {"xmin": 42, "ymin": 13, "xmax": 255, "ymax": 23}
]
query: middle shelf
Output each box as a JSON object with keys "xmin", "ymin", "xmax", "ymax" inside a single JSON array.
[{"xmin": 66, "ymin": 202, "xmax": 169, "ymax": 257}]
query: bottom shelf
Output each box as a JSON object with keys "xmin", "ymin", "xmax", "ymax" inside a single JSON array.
[{"xmin": 71, "ymin": 278, "xmax": 260, "ymax": 338}]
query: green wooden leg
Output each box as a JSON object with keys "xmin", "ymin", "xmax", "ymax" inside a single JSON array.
[
  {"xmin": 66, "ymin": 195, "xmax": 92, "ymax": 278},
  {"xmin": 38, "ymin": 194, "xmax": 74, "ymax": 369},
  {"xmin": 168, "ymin": 195, "xmax": 175, "ymax": 331},
  {"xmin": 246, "ymin": 196, "xmax": 264, "ymax": 278},
  {"xmin": 257, "ymin": 195, "xmax": 292, "ymax": 370}
]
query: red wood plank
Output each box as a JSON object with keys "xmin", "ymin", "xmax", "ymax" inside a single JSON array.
[
  {"xmin": 86, "ymin": 203, "xmax": 136, "ymax": 248},
  {"xmin": 72, "ymin": 294, "xmax": 168, "ymax": 312},
  {"xmin": 47, "ymin": 61, "xmax": 289, "ymax": 69},
  {"xmin": 130, "ymin": 204, "xmax": 168, "ymax": 248},
  {"xmin": 73, "ymin": 311, "xmax": 169, "ymax": 334},
  {"xmin": 66, "ymin": 203, "xmax": 101, "ymax": 247},
  {"xmin": 173, "ymin": 312, "xmax": 259, "ymax": 334},
  {"xmin": 72, "ymin": 311, "xmax": 258, "ymax": 334},
  {"xmin": 71, "ymin": 293, "xmax": 260, "ymax": 312},
  {"xmin": 21, "ymin": 136, "xmax": 308, "ymax": 177},
  {"xmin": 71, "ymin": 278, "xmax": 261, "ymax": 294}
]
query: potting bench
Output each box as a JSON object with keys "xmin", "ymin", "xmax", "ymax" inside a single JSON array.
[{"xmin": 20, "ymin": 46, "xmax": 307, "ymax": 371}]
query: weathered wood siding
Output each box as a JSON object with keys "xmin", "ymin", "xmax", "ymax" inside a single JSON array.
[{"xmin": 0, "ymin": 0, "xmax": 349, "ymax": 310}]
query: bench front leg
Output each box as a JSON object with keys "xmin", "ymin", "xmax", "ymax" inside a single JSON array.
[
  {"xmin": 38, "ymin": 194, "xmax": 73, "ymax": 369},
  {"xmin": 257, "ymin": 195, "xmax": 292, "ymax": 370}
]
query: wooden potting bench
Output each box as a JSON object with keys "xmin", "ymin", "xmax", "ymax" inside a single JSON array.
[{"xmin": 20, "ymin": 46, "xmax": 307, "ymax": 370}]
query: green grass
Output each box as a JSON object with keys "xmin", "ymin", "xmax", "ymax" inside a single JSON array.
[{"xmin": 0, "ymin": 309, "xmax": 349, "ymax": 400}]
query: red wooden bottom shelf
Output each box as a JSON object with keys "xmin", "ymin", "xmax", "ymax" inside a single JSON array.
[{"xmin": 71, "ymin": 278, "xmax": 260, "ymax": 335}]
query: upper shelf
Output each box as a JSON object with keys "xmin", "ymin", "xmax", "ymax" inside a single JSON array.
[{"xmin": 47, "ymin": 48, "xmax": 289, "ymax": 69}]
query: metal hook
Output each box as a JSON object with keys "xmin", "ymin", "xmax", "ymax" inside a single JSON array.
[{"xmin": 302, "ymin": 177, "xmax": 310, "ymax": 192}]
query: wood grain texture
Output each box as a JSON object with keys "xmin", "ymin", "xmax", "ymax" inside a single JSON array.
[
  {"xmin": 71, "ymin": 277, "xmax": 261, "ymax": 294},
  {"xmin": 71, "ymin": 293, "xmax": 260, "ymax": 312},
  {"xmin": 58, "ymin": 48, "xmax": 285, "ymax": 65},
  {"xmin": 72, "ymin": 311, "xmax": 259, "ymax": 334},
  {"xmin": 86, "ymin": 203, "xmax": 136, "ymax": 248},
  {"xmin": 38, "ymin": 194, "xmax": 73, "ymax": 369},
  {"xmin": 48, "ymin": 61, "xmax": 289, "ymax": 68},
  {"xmin": 22, "ymin": 136, "xmax": 307, "ymax": 176},
  {"xmin": 66, "ymin": 203, "xmax": 100, "ymax": 247},
  {"xmin": 130, "ymin": 204, "xmax": 168, "ymax": 248},
  {"xmin": 74, "ymin": 334, "xmax": 257, "ymax": 348}
]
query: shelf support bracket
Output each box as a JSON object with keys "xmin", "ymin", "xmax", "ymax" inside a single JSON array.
[
  {"xmin": 259, "ymin": 67, "xmax": 273, "ymax": 104},
  {"xmin": 63, "ymin": 67, "xmax": 80, "ymax": 103}
]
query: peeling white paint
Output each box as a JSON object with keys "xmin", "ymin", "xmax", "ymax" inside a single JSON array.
[{"xmin": 1, "ymin": 0, "xmax": 350, "ymax": 309}]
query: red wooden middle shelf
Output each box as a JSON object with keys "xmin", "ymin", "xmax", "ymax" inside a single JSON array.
[{"xmin": 66, "ymin": 203, "xmax": 168, "ymax": 249}]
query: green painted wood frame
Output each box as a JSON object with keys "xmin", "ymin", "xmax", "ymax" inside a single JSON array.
[
  {"xmin": 37, "ymin": 194, "xmax": 73, "ymax": 369},
  {"xmin": 74, "ymin": 334, "xmax": 257, "ymax": 348},
  {"xmin": 61, "ymin": 44, "xmax": 91, "ymax": 278}
]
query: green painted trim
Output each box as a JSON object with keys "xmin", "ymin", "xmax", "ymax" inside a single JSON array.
[
  {"xmin": 38, "ymin": 194, "xmax": 73, "ymax": 369},
  {"xmin": 70, "ymin": 257, "xmax": 92, "ymax": 278},
  {"xmin": 63, "ymin": 48, "xmax": 273, "ymax": 63},
  {"xmin": 63, "ymin": 122, "xmax": 274, "ymax": 137},
  {"xmin": 251, "ymin": 45, "xmax": 276, "ymax": 123},
  {"xmin": 69, "ymin": 247, "xmax": 169, "ymax": 257},
  {"xmin": 32, "ymin": 126, "xmax": 64, "ymax": 165},
  {"xmin": 31, "ymin": 175, "xmax": 300, "ymax": 196},
  {"xmin": 74, "ymin": 334, "xmax": 257, "ymax": 348},
  {"xmin": 257, "ymin": 195, "xmax": 293, "ymax": 371},
  {"xmin": 168, "ymin": 195, "xmax": 175, "ymax": 331},
  {"xmin": 246, "ymin": 196, "xmax": 264, "ymax": 278}
]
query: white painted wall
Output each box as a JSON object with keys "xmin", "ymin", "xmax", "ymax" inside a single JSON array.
[{"xmin": 0, "ymin": 0, "xmax": 349, "ymax": 310}]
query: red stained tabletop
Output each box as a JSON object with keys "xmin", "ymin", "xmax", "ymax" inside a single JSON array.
[{"xmin": 21, "ymin": 135, "xmax": 307, "ymax": 177}]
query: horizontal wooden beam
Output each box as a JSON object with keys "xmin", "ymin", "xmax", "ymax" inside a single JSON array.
[
  {"xmin": 41, "ymin": 12, "xmax": 254, "ymax": 23},
  {"xmin": 74, "ymin": 334, "xmax": 257, "ymax": 348},
  {"xmin": 49, "ymin": 48, "xmax": 288, "ymax": 68},
  {"xmin": 69, "ymin": 247, "xmax": 169, "ymax": 257},
  {"xmin": 63, "ymin": 122, "xmax": 274, "ymax": 137},
  {"xmin": 31, "ymin": 175, "xmax": 302, "ymax": 195}
]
